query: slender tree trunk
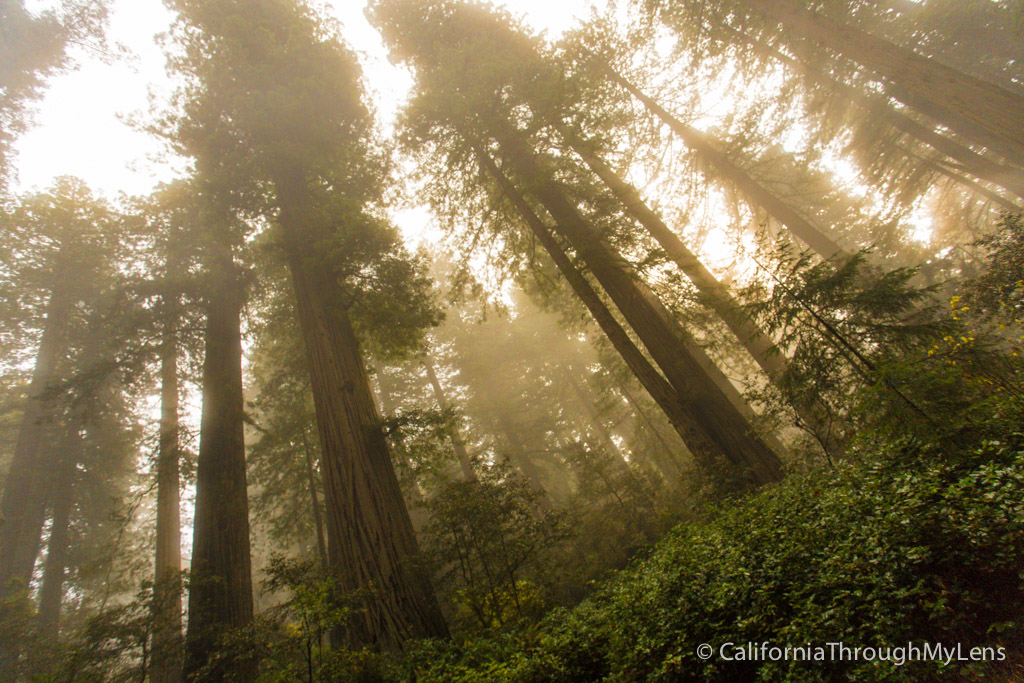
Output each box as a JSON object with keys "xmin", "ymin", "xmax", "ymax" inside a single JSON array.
[
  {"xmin": 152, "ymin": 328, "xmax": 183, "ymax": 683},
  {"xmin": 607, "ymin": 69, "xmax": 849, "ymax": 262},
  {"xmin": 728, "ymin": 25, "xmax": 1024, "ymax": 201},
  {"xmin": 34, "ymin": 426, "xmax": 81, "ymax": 643},
  {"xmin": 275, "ymin": 170, "xmax": 448, "ymax": 650},
  {"xmin": 300, "ymin": 427, "xmax": 328, "ymax": 571},
  {"xmin": 568, "ymin": 139, "xmax": 788, "ymax": 378},
  {"xmin": 0, "ymin": 285, "xmax": 73, "ymax": 597},
  {"xmin": 183, "ymin": 240, "xmax": 254, "ymax": 681},
  {"xmin": 486, "ymin": 124, "xmax": 784, "ymax": 485},
  {"xmin": 745, "ymin": 0, "xmax": 1024, "ymax": 167},
  {"xmin": 475, "ymin": 146, "xmax": 758, "ymax": 477},
  {"xmin": 919, "ymin": 152, "xmax": 1022, "ymax": 212},
  {"xmin": 422, "ymin": 356, "xmax": 476, "ymax": 482},
  {"xmin": 569, "ymin": 140, "xmax": 843, "ymax": 457}
]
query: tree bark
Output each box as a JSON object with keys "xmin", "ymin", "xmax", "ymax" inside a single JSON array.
[
  {"xmin": 151, "ymin": 328, "xmax": 183, "ymax": 683},
  {"xmin": 745, "ymin": 0, "xmax": 1024, "ymax": 168},
  {"xmin": 607, "ymin": 69, "xmax": 849, "ymax": 262},
  {"xmin": 183, "ymin": 241, "xmax": 254, "ymax": 681},
  {"xmin": 34, "ymin": 425, "xmax": 80, "ymax": 643},
  {"xmin": 422, "ymin": 355, "xmax": 476, "ymax": 482},
  {"xmin": 486, "ymin": 124, "xmax": 784, "ymax": 485},
  {"xmin": 275, "ymin": 170, "xmax": 448, "ymax": 650},
  {"xmin": 0, "ymin": 284, "xmax": 73, "ymax": 597},
  {"xmin": 568, "ymin": 139, "xmax": 844, "ymax": 457},
  {"xmin": 569, "ymin": 139, "xmax": 789, "ymax": 379},
  {"xmin": 475, "ymin": 146, "xmax": 761, "ymax": 477}
]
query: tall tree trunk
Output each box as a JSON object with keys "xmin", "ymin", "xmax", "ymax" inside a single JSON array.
[
  {"xmin": 607, "ymin": 69, "xmax": 849, "ymax": 262},
  {"xmin": 485, "ymin": 123, "xmax": 784, "ymax": 485},
  {"xmin": 422, "ymin": 356, "xmax": 476, "ymax": 482},
  {"xmin": 34, "ymin": 425, "xmax": 81, "ymax": 643},
  {"xmin": 474, "ymin": 146, "xmax": 755, "ymax": 477},
  {"xmin": 0, "ymin": 284, "xmax": 73, "ymax": 597},
  {"xmin": 275, "ymin": 171, "xmax": 448, "ymax": 650},
  {"xmin": 151, "ymin": 329, "xmax": 183, "ymax": 683},
  {"xmin": 183, "ymin": 242, "xmax": 254, "ymax": 681},
  {"xmin": 300, "ymin": 427, "xmax": 328, "ymax": 571},
  {"xmin": 568, "ymin": 139, "xmax": 843, "ymax": 457},
  {"xmin": 568, "ymin": 138, "xmax": 788, "ymax": 378},
  {"xmin": 727, "ymin": 24, "xmax": 1024, "ymax": 202},
  {"xmin": 745, "ymin": 0, "xmax": 1024, "ymax": 167}
]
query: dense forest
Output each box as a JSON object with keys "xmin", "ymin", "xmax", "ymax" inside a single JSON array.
[{"xmin": 1, "ymin": 0, "xmax": 1023, "ymax": 680}]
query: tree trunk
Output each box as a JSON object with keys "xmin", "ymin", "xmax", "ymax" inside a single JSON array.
[
  {"xmin": 373, "ymin": 363, "xmax": 429, "ymax": 521},
  {"xmin": 474, "ymin": 146, "xmax": 757, "ymax": 477},
  {"xmin": 422, "ymin": 355, "xmax": 476, "ymax": 482},
  {"xmin": 746, "ymin": 0, "xmax": 1024, "ymax": 167},
  {"xmin": 34, "ymin": 425, "xmax": 80, "ymax": 643},
  {"xmin": 276, "ymin": 171, "xmax": 448, "ymax": 650},
  {"xmin": 183, "ymin": 243, "xmax": 254, "ymax": 681},
  {"xmin": 151, "ymin": 330, "xmax": 183, "ymax": 683},
  {"xmin": 486, "ymin": 123, "xmax": 784, "ymax": 486},
  {"xmin": 607, "ymin": 69, "xmax": 849, "ymax": 262},
  {"xmin": 300, "ymin": 427, "xmax": 328, "ymax": 571},
  {"xmin": 569, "ymin": 139, "xmax": 844, "ymax": 457},
  {"xmin": 569, "ymin": 139, "xmax": 788, "ymax": 378},
  {"xmin": 0, "ymin": 284, "xmax": 73, "ymax": 597}
]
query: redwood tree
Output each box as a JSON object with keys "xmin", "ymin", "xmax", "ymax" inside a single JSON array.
[{"xmin": 165, "ymin": 0, "xmax": 447, "ymax": 650}]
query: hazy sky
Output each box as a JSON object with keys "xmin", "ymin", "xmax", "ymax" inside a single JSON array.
[{"xmin": 12, "ymin": 0, "xmax": 598, "ymax": 200}]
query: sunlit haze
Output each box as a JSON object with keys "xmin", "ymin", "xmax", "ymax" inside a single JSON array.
[{"xmin": 12, "ymin": 0, "xmax": 598, "ymax": 201}]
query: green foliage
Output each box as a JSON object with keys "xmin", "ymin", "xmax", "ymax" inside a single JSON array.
[
  {"xmin": 423, "ymin": 467, "xmax": 571, "ymax": 631},
  {"xmin": 741, "ymin": 245, "xmax": 960, "ymax": 453},
  {"xmin": 387, "ymin": 394, "xmax": 1024, "ymax": 681},
  {"xmin": 965, "ymin": 213, "xmax": 1024, "ymax": 320}
]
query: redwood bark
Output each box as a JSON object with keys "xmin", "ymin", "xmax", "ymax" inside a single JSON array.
[
  {"xmin": 569, "ymin": 140, "xmax": 843, "ymax": 457},
  {"xmin": 152, "ymin": 329, "xmax": 183, "ymax": 683},
  {"xmin": 745, "ymin": 0, "xmax": 1024, "ymax": 168},
  {"xmin": 422, "ymin": 356, "xmax": 476, "ymax": 482},
  {"xmin": 475, "ymin": 147, "xmax": 755, "ymax": 476},
  {"xmin": 183, "ymin": 243, "xmax": 254, "ymax": 681},
  {"xmin": 608, "ymin": 69, "xmax": 849, "ymax": 262},
  {"xmin": 0, "ymin": 285, "xmax": 73, "ymax": 597},
  {"xmin": 487, "ymin": 124, "xmax": 784, "ymax": 485},
  {"xmin": 569, "ymin": 139, "xmax": 788, "ymax": 380},
  {"xmin": 34, "ymin": 426, "xmax": 80, "ymax": 643},
  {"xmin": 275, "ymin": 171, "xmax": 448, "ymax": 650}
]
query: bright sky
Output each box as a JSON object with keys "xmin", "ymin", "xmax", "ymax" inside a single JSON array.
[{"xmin": 12, "ymin": 0, "xmax": 597, "ymax": 202}]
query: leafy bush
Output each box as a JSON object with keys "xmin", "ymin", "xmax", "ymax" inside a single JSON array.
[{"xmin": 392, "ymin": 409, "xmax": 1024, "ymax": 681}]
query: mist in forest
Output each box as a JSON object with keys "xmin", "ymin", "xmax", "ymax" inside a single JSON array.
[{"xmin": 1, "ymin": 0, "xmax": 1023, "ymax": 680}]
